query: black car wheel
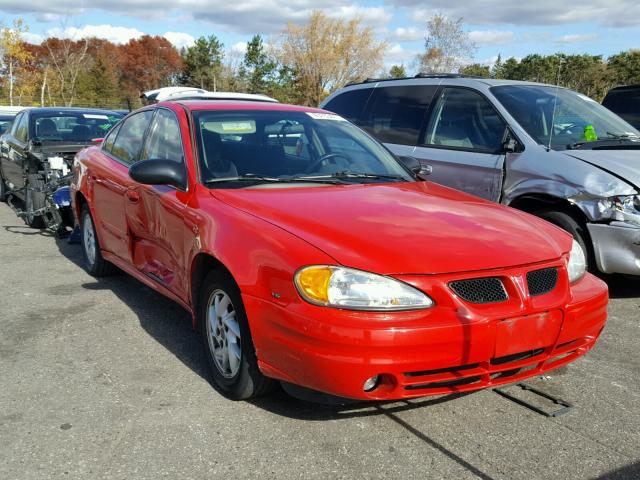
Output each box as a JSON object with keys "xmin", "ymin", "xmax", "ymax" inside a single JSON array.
[
  {"xmin": 538, "ymin": 209, "xmax": 595, "ymax": 272},
  {"xmin": 24, "ymin": 175, "xmax": 45, "ymax": 229},
  {"xmin": 0, "ymin": 174, "xmax": 6, "ymax": 202},
  {"xmin": 199, "ymin": 269, "xmax": 276, "ymax": 400}
]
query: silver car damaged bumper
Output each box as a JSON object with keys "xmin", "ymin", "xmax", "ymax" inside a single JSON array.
[{"xmin": 588, "ymin": 221, "xmax": 640, "ymax": 275}]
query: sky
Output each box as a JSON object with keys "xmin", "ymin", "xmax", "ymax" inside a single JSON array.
[{"xmin": 1, "ymin": 0, "xmax": 639, "ymax": 72}]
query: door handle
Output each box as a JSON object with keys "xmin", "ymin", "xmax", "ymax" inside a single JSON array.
[{"xmin": 126, "ymin": 190, "xmax": 140, "ymax": 203}]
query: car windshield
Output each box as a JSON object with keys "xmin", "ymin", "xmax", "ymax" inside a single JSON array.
[
  {"xmin": 492, "ymin": 85, "xmax": 640, "ymax": 150},
  {"xmin": 194, "ymin": 110, "xmax": 413, "ymax": 186},
  {"xmin": 30, "ymin": 111, "xmax": 124, "ymax": 143}
]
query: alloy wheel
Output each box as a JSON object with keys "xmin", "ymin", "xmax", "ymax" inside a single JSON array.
[{"xmin": 206, "ymin": 289, "xmax": 242, "ymax": 379}]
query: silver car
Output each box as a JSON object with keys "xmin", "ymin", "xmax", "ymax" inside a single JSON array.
[{"xmin": 322, "ymin": 75, "xmax": 640, "ymax": 276}]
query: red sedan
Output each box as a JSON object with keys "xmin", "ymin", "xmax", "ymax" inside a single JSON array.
[{"xmin": 70, "ymin": 100, "xmax": 608, "ymax": 401}]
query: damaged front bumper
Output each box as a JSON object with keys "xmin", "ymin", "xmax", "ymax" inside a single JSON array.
[{"xmin": 588, "ymin": 221, "xmax": 640, "ymax": 274}]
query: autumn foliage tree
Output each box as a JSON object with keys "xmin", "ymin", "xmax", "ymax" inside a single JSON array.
[
  {"xmin": 120, "ymin": 35, "xmax": 184, "ymax": 102},
  {"xmin": 0, "ymin": 19, "xmax": 32, "ymax": 106},
  {"xmin": 278, "ymin": 11, "xmax": 386, "ymax": 105}
]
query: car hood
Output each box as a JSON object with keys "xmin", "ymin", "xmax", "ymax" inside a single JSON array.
[
  {"xmin": 563, "ymin": 150, "xmax": 640, "ymax": 189},
  {"xmin": 212, "ymin": 182, "xmax": 570, "ymax": 275}
]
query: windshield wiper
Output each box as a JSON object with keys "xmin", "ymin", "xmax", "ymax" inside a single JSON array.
[
  {"xmin": 606, "ymin": 131, "xmax": 640, "ymax": 139},
  {"xmin": 293, "ymin": 171, "xmax": 409, "ymax": 183},
  {"xmin": 205, "ymin": 173, "xmax": 345, "ymax": 185},
  {"xmin": 567, "ymin": 136, "xmax": 640, "ymax": 150}
]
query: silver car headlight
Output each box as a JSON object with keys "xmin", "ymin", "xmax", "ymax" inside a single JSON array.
[
  {"xmin": 611, "ymin": 194, "xmax": 640, "ymax": 225},
  {"xmin": 294, "ymin": 265, "xmax": 434, "ymax": 311},
  {"xmin": 566, "ymin": 239, "xmax": 586, "ymax": 283}
]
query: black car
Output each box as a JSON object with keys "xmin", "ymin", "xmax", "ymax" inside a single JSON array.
[
  {"xmin": 0, "ymin": 107, "xmax": 123, "ymax": 229},
  {"xmin": 602, "ymin": 85, "xmax": 640, "ymax": 129}
]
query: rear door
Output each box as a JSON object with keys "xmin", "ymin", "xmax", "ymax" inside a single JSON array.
[
  {"xmin": 91, "ymin": 110, "xmax": 153, "ymax": 263},
  {"xmin": 125, "ymin": 107, "xmax": 193, "ymax": 301},
  {"xmin": 414, "ymin": 87, "xmax": 507, "ymax": 201}
]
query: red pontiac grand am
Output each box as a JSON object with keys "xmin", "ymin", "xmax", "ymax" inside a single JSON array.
[{"xmin": 70, "ymin": 100, "xmax": 608, "ymax": 401}]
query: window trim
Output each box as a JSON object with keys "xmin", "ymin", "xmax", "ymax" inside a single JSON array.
[
  {"xmin": 139, "ymin": 106, "xmax": 189, "ymax": 192},
  {"xmin": 419, "ymin": 85, "xmax": 524, "ymax": 155}
]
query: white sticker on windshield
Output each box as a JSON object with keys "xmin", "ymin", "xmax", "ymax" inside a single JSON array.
[
  {"xmin": 83, "ymin": 114, "xmax": 109, "ymax": 119},
  {"xmin": 306, "ymin": 112, "xmax": 346, "ymax": 121}
]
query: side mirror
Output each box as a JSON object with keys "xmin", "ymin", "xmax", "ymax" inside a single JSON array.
[
  {"xmin": 129, "ymin": 159, "xmax": 187, "ymax": 190},
  {"xmin": 502, "ymin": 130, "xmax": 522, "ymax": 153},
  {"xmin": 398, "ymin": 155, "xmax": 432, "ymax": 176}
]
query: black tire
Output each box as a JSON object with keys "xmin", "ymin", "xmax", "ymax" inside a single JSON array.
[
  {"xmin": 198, "ymin": 269, "xmax": 276, "ymax": 400},
  {"xmin": 0, "ymin": 173, "xmax": 6, "ymax": 202},
  {"xmin": 537, "ymin": 209, "xmax": 595, "ymax": 272},
  {"xmin": 80, "ymin": 204, "xmax": 117, "ymax": 277},
  {"xmin": 24, "ymin": 174, "xmax": 46, "ymax": 229}
]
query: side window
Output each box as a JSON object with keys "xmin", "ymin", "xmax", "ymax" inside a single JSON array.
[
  {"xmin": 323, "ymin": 88, "xmax": 373, "ymax": 123},
  {"xmin": 14, "ymin": 113, "xmax": 28, "ymax": 142},
  {"xmin": 141, "ymin": 109, "xmax": 184, "ymax": 162},
  {"xmin": 362, "ymin": 85, "xmax": 437, "ymax": 146},
  {"xmin": 423, "ymin": 88, "xmax": 506, "ymax": 153},
  {"xmin": 111, "ymin": 111, "xmax": 153, "ymax": 164},
  {"xmin": 102, "ymin": 123, "xmax": 122, "ymax": 153}
]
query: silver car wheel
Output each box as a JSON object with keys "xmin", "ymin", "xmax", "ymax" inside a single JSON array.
[
  {"xmin": 206, "ymin": 289, "xmax": 242, "ymax": 379},
  {"xmin": 83, "ymin": 211, "xmax": 97, "ymax": 266}
]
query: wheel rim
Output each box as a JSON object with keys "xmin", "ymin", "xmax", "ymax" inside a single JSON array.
[
  {"xmin": 206, "ymin": 289, "xmax": 242, "ymax": 379},
  {"xmin": 82, "ymin": 212, "xmax": 97, "ymax": 266}
]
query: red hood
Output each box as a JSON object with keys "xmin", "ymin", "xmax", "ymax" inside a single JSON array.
[{"xmin": 212, "ymin": 181, "xmax": 571, "ymax": 275}]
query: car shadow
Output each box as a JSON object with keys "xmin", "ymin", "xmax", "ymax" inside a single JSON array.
[{"xmin": 3, "ymin": 224, "xmax": 55, "ymax": 237}]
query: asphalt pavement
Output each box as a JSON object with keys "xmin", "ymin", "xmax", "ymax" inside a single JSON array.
[{"xmin": 0, "ymin": 202, "xmax": 639, "ymax": 480}]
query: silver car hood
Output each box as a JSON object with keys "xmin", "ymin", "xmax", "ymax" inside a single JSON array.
[{"xmin": 563, "ymin": 150, "xmax": 640, "ymax": 190}]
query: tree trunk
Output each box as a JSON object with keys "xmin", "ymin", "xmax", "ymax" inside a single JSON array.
[
  {"xmin": 41, "ymin": 69, "xmax": 47, "ymax": 107},
  {"xmin": 9, "ymin": 62, "xmax": 13, "ymax": 106}
]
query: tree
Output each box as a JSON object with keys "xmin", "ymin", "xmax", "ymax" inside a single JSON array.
[
  {"xmin": 121, "ymin": 35, "xmax": 183, "ymax": 104},
  {"xmin": 0, "ymin": 18, "xmax": 32, "ymax": 106},
  {"xmin": 278, "ymin": 11, "xmax": 386, "ymax": 106},
  {"xmin": 42, "ymin": 37, "xmax": 88, "ymax": 106},
  {"xmin": 388, "ymin": 64, "xmax": 406, "ymax": 78},
  {"xmin": 181, "ymin": 35, "xmax": 224, "ymax": 90},
  {"xmin": 459, "ymin": 63, "xmax": 490, "ymax": 77},
  {"xmin": 608, "ymin": 50, "xmax": 640, "ymax": 86},
  {"xmin": 417, "ymin": 15, "xmax": 476, "ymax": 74},
  {"xmin": 242, "ymin": 35, "xmax": 277, "ymax": 94}
]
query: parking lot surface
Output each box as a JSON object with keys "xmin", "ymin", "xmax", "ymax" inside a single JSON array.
[{"xmin": 0, "ymin": 202, "xmax": 639, "ymax": 480}]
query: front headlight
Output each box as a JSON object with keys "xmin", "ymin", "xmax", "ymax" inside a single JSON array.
[
  {"xmin": 294, "ymin": 265, "xmax": 434, "ymax": 311},
  {"xmin": 611, "ymin": 194, "xmax": 640, "ymax": 225},
  {"xmin": 566, "ymin": 239, "xmax": 586, "ymax": 283}
]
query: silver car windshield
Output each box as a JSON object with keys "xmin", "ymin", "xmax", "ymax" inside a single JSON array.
[
  {"xmin": 193, "ymin": 110, "xmax": 413, "ymax": 186},
  {"xmin": 492, "ymin": 85, "xmax": 640, "ymax": 150}
]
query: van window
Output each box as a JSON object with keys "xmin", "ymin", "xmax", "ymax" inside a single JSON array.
[
  {"xmin": 362, "ymin": 85, "xmax": 437, "ymax": 145},
  {"xmin": 361, "ymin": 85, "xmax": 437, "ymax": 146},
  {"xmin": 323, "ymin": 88, "xmax": 373, "ymax": 123},
  {"xmin": 423, "ymin": 88, "xmax": 506, "ymax": 153},
  {"xmin": 603, "ymin": 89, "xmax": 640, "ymax": 129}
]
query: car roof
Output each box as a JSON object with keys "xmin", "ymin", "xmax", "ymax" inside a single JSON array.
[
  {"xmin": 142, "ymin": 87, "xmax": 278, "ymax": 103},
  {"xmin": 606, "ymin": 84, "xmax": 640, "ymax": 92},
  {"xmin": 22, "ymin": 107, "xmax": 124, "ymax": 115},
  {"xmin": 168, "ymin": 100, "xmax": 327, "ymax": 113},
  {"xmin": 342, "ymin": 74, "xmax": 557, "ymax": 90}
]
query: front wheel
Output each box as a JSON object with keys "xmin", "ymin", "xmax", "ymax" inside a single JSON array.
[
  {"xmin": 0, "ymin": 174, "xmax": 7, "ymax": 202},
  {"xmin": 199, "ymin": 270, "xmax": 276, "ymax": 400},
  {"xmin": 24, "ymin": 175, "xmax": 45, "ymax": 228},
  {"xmin": 80, "ymin": 204, "xmax": 117, "ymax": 277}
]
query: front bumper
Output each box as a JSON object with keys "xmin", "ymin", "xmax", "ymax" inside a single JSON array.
[
  {"xmin": 588, "ymin": 221, "xmax": 640, "ymax": 275},
  {"xmin": 244, "ymin": 264, "xmax": 609, "ymax": 400}
]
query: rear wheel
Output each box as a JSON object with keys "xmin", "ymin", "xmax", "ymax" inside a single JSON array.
[
  {"xmin": 537, "ymin": 209, "xmax": 595, "ymax": 272},
  {"xmin": 199, "ymin": 269, "xmax": 276, "ymax": 400},
  {"xmin": 80, "ymin": 204, "xmax": 117, "ymax": 277}
]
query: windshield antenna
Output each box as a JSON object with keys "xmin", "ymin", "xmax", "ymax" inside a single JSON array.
[{"xmin": 547, "ymin": 59, "xmax": 563, "ymax": 151}]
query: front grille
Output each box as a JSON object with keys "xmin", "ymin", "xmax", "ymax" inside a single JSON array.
[
  {"xmin": 449, "ymin": 277, "xmax": 508, "ymax": 304},
  {"xmin": 526, "ymin": 267, "xmax": 558, "ymax": 296}
]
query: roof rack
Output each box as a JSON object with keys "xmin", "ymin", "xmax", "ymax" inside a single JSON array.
[
  {"xmin": 344, "ymin": 73, "xmax": 483, "ymax": 87},
  {"xmin": 140, "ymin": 87, "xmax": 279, "ymax": 104}
]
